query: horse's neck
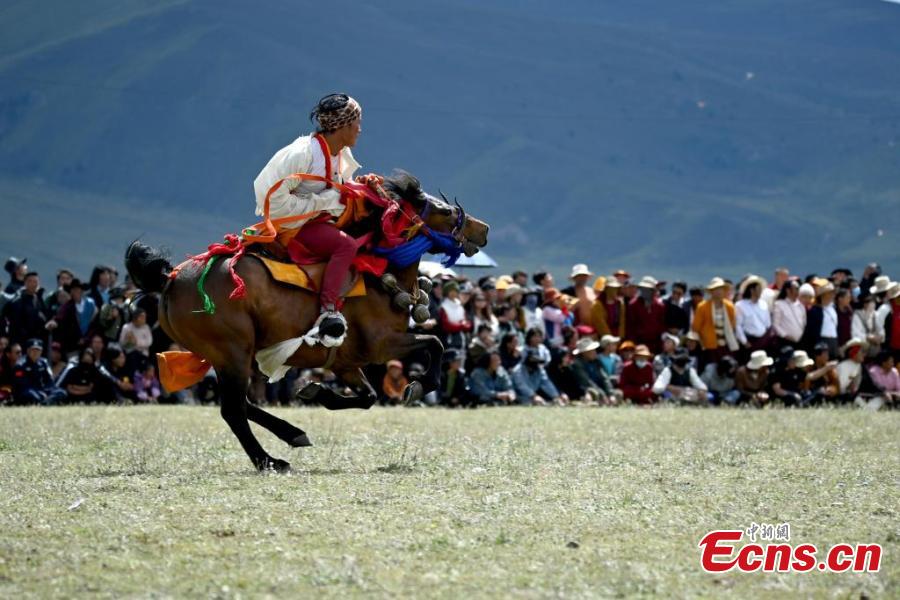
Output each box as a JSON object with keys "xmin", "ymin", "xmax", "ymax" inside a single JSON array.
[{"xmin": 391, "ymin": 262, "xmax": 420, "ymax": 292}]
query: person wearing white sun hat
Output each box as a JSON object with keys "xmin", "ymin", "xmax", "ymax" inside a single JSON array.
[
  {"xmin": 735, "ymin": 350, "xmax": 772, "ymax": 406},
  {"xmin": 565, "ymin": 264, "xmax": 596, "ymax": 327}
]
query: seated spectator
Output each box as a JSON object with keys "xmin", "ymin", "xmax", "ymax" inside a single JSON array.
[
  {"xmin": 773, "ymin": 280, "xmax": 806, "ymax": 350},
  {"xmin": 439, "ymin": 349, "xmax": 467, "ymax": 407},
  {"xmin": 467, "ymin": 324, "xmax": 497, "ymax": 372},
  {"xmin": 653, "ymin": 333, "xmax": 680, "ymax": 376},
  {"xmin": 133, "ymin": 361, "xmax": 162, "ymax": 404},
  {"xmin": 867, "ymin": 351, "xmax": 900, "ymax": 409},
  {"xmin": 98, "ymin": 344, "xmax": 136, "ymax": 403},
  {"xmin": 701, "ymin": 355, "xmax": 740, "ymax": 406},
  {"xmin": 683, "ymin": 331, "xmax": 703, "ymax": 371},
  {"xmin": 619, "ymin": 344, "xmax": 656, "ymax": 405},
  {"xmin": 618, "ymin": 340, "xmax": 636, "ymax": 366},
  {"xmin": 119, "ymin": 308, "xmax": 153, "ymax": 372},
  {"xmin": 57, "ymin": 347, "xmax": 102, "ymax": 403},
  {"xmin": 735, "ymin": 350, "xmax": 772, "ymax": 407},
  {"xmin": 48, "ymin": 341, "xmax": 66, "ymax": 380},
  {"xmin": 381, "ymin": 360, "xmax": 408, "ymax": 405},
  {"xmin": 591, "ymin": 275, "xmax": 626, "ymax": 338},
  {"xmin": 470, "ymin": 292, "xmax": 499, "ymax": 337},
  {"xmin": 496, "ymin": 303, "xmax": 524, "ymax": 346},
  {"xmin": 12, "ymin": 339, "xmax": 66, "ymax": 405},
  {"xmin": 469, "ymin": 351, "xmax": 516, "ymax": 406},
  {"xmin": 499, "ymin": 333, "xmax": 522, "ymax": 371},
  {"xmin": 512, "ymin": 345, "xmax": 567, "ymax": 406},
  {"xmin": 806, "ymin": 342, "xmax": 840, "ymax": 404},
  {"xmin": 0, "ymin": 339, "xmax": 20, "ymax": 403},
  {"xmin": 597, "ymin": 335, "xmax": 622, "ymax": 382},
  {"xmin": 652, "ymin": 348, "xmax": 708, "ymax": 405},
  {"xmin": 771, "ymin": 350, "xmax": 812, "ymax": 407},
  {"xmin": 438, "ymin": 281, "xmax": 472, "ymax": 353},
  {"xmin": 835, "ymin": 338, "xmax": 866, "ymax": 402},
  {"xmin": 571, "ymin": 337, "xmax": 620, "ymax": 405},
  {"xmin": 54, "ymin": 278, "xmax": 97, "ymax": 356},
  {"xmin": 521, "ymin": 288, "xmax": 544, "ymax": 334}
]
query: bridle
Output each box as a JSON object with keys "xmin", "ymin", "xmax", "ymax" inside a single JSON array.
[{"xmin": 401, "ymin": 191, "xmax": 467, "ymax": 247}]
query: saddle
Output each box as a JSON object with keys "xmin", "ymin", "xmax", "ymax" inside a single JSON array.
[{"xmin": 245, "ymin": 244, "xmax": 367, "ymax": 298}]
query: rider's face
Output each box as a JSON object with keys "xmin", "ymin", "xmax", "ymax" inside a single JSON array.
[{"xmin": 341, "ymin": 118, "xmax": 362, "ymax": 147}]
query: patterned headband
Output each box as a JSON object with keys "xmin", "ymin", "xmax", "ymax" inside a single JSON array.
[{"xmin": 316, "ymin": 96, "xmax": 361, "ymax": 132}]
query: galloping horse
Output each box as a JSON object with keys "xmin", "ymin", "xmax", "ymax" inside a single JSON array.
[{"xmin": 125, "ymin": 173, "xmax": 489, "ymax": 472}]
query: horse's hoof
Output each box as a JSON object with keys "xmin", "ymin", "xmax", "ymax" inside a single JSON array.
[
  {"xmin": 259, "ymin": 457, "xmax": 292, "ymax": 473},
  {"xmin": 402, "ymin": 381, "xmax": 424, "ymax": 405},
  {"xmin": 296, "ymin": 382, "xmax": 322, "ymax": 401},
  {"xmin": 290, "ymin": 433, "xmax": 313, "ymax": 448}
]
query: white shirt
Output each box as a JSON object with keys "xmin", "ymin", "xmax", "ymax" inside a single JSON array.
[
  {"xmin": 652, "ymin": 366, "xmax": 707, "ymax": 395},
  {"xmin": 253, "ymin": 133, "xmax": 361, "ymax": 229},
  {"xmin": 772, "ymin": 298, "xmax": 806, "ymax": 342},
  {"xmin": 836, "ymin": 359, "xmax": 861, "ymax": 394},
  {"xmin": 821, "ymin": 303, "xmax": 838, "ymax": 338},
  {"xmin": 761, "ymin": 287, "xmax": 778, "ymax": 312},
  {"xmin": 874, "ymin": 303, "xmax": 893, "ymax": 341},
  {"xmin": 735, "ymin": 299, "xmax": 771, "ymax": 344}
]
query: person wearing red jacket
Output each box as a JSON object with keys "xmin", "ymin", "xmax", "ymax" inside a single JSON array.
[
  {"xmin": 439, "ymin": 281, "xmax": 472, "ymax": 354},
  {"xmin": 626, "ymin": 276, "xmax": 667, "ymax": 353},
  {"xmin": 619, "ymin": 344, "xmax": 657, "ymax": 405}
]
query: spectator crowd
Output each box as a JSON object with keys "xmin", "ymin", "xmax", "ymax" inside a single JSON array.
[{"xmin": 2, "ymin": 255, "xmax": 899, "ymax": 411}]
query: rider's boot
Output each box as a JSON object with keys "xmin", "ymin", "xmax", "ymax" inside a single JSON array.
[{"xmin": 317, "ymin": 303, "xmax": 347, "ymax": 340}]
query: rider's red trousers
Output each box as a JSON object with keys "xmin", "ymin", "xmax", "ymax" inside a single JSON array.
[{"xmin": 287, "ymin": 219, "xmax": 356, "ymax": 311}]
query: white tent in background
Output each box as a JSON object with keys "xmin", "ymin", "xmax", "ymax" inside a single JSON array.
[
  {"xmin": 452, "ymin": 250, "xmax": 498, "ymax": 268},
  {"xmin": 418, "ymin": 261, "xmax": 457, "ymax": 279}
]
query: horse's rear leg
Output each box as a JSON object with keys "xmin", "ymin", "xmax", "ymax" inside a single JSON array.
[
  {"xmin": 246, "ymin": 401, "xmax": 312, "ymax": 447},
  {"xmin": 219, "ymin": 368, "xmax": 291, "ymax": 472},
  {"xmin": 297, "ymin": 368, "xmax": 377, "ymax": 410}
]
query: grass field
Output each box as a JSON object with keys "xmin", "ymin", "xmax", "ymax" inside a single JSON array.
[{"xmin": 0, "ymin": 406, "xmax": 896, "ymax": 598}]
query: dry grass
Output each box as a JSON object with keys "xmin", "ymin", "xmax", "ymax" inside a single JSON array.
[{"xmin": 0, "ymin": 405, "xmax": 897, "ymax": 598}]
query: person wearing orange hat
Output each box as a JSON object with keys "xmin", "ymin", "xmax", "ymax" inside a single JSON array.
[
  {"xmin": 619, "ymin": 344, "xmax": 657, "ymax": 405},
  {"xmin": 541, "ymin": 288, "xmax": 570, "ymax": 346},
  {"xmin": 381, "ymin": 359, "xmax": 408, "ymax": 404}
]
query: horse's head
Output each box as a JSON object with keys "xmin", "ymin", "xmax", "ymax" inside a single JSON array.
[{"xmin": 383, "ymin": 172, "xmax": 489, "ymax": 257}]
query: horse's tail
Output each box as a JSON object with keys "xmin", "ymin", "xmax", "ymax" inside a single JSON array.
[{"xmin": 125, "ymin": 240, "xmax": 173, "ymax": 293}]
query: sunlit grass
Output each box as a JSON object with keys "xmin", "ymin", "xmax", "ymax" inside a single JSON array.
[{"xmin": 0, "ymin": 406, "xmax": 897, "ymax": 598}]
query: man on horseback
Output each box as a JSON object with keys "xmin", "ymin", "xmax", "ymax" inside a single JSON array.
[{"xmin": 252, "ymin": 93, "xmax": 364, "ymax": 342}]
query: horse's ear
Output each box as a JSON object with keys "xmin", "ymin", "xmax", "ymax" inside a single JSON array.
[{"xmin": 384, "ymin": 170, "xmax": 425, "ymax": 205}]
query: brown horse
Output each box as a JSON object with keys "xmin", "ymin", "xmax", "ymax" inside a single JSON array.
[{"xmin": 125, "ymin": 173, "xmax": 489, "ymax": 472}]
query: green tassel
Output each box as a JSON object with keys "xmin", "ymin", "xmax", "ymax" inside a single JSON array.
[{"xmin": 193, "ymin": 255, "xmax": 219, "ymax": 315}]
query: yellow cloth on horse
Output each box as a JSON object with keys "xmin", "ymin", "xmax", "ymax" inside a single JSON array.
[{"xmin": 254, "ymin": 255, "xmax": 366, "ymax": 297}]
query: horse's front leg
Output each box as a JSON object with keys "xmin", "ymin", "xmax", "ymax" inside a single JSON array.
[
  {"xmin": 375, "ymin": 333, "xmax": 444, "ymax": 404},
  {"xmin": 296, "ymin": 368, "xmax": 378, "ymax": 410}
]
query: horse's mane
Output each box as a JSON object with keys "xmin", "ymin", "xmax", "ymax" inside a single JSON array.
[{"xmin": 383, "ymin": 170, "xmax": 426, "ymax": 206}]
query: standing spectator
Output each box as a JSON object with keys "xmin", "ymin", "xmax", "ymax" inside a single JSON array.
[
  {"xmin": 735, "ymin": 350, "xmax": 772, "ymax": 407},
  {"xmin": 664, "ymin": 282, "xmax": 690, "ymax": 334},
  {"xmin": 761, "ymin": 267, "xmax": 790, "ymax": 311},
  {"xmin": 880, "ymin": 284, "xmax": 900, "ymax": 359},
  {"xmin": 591, "ymin": 276, "xmax": 626, "ymax": 338},
  {"xmin": 565, "ymin": 264, "xmax": 596, "ymax": 326},
  {"xmin": 772, "ymin": 280, "xmax": 805, "ymax": 351},
  {"xmin": 835, "ymin": 289, "xmax": 854, "ymax": 347},
  {"xmin": 439, "ymin": 349, "xmax": 467, "ymax": 407},
  {"xmin": 859, "ymin": 265, "xmax": 882, "ymax": 302},
  {"xmin": 735, "ymin": 275, "xmax": 772, "ymax": 358},
  {"xmin": 511, "ymin": 270, "xmax": 529, "ymax": 287},
  {"xmin": 652, "ymin": 348, "xmax": 708, "ymax": 405},
  {"xmin": 868, "ymin": 276, "xmax": 893, "ymax": 306},
  {"xmin": 852, "ymin": 296, "xmax": 883, "ymax": 359},
  {"xmin": 45, "ymin": 269, "xmax": 74, "ymax": 315},
  {"xmin": 686, "ymin": 286, "xmax": 705, "ymax": 330},
  {"xmin": 381, "ymin": 360, "xmax": 408, "ymax": 404},
  {"xmin": 570, "ymin": 337, "xmax": 620, "ymax": 405},
  {"xmin": 701, "ymin": 355, "xmax": 740, "ymax": 405},
  {"xmin": 521, "ymin": 288, "xmax": 544, "ymax": 335},
  {"xmin": 692, "ymin": 277, "xmax": 739, "ymax": 364},
  {"xmin": 133, "ymin": 362, "xmax": 162, "ymax": 403},
  {"xmin": 541, "ymin": 288, "xmax": 569, "ymax": 346},
  {"xmin": 88, "ymin": 265, "xmax": 114, "ymax": 308},
  {"xmin": 11, "ymin": 339, "xmax": 66, "ymax": 405},
  {"xmin": 1, "ymin": 272, "xmax": 53, "ymax": 346},
  {"xmin": 625, "ymin": 276, "xmax": 666, "ymax": 352},
  {"xmin": 98, "ymin": 287, "xmax": 128, "ymax": 342},
  {"xmin": 532, "ymin": 271, "xmax": 554, "ymax": 293},
  {"xmin": 438, "ymin": 281, "xmax": 472, "ymax": 354},
  {"xmin": 469, "ymin": 351, "xmax": 516, "ymax": 406},
  {"xmin": 57, "ymin": 347, "xmax": 102, "ymax": 403},
  {"xmin": 3, "ymin": 257, "xmax": 28, "ymax": 295},
  {"xmin": 53, "ymin": 278, "xmax": 97, "ymax": 356},
  {"xmin": 802, "ymin": 283, "xmax": 838, "ymax": 358},
  {"xmin": 798, "ymin": 283, "xmax": 816, "ymax": 309},
  {"xmin": 619, "ymin": 344, "xmax": 656, "ymax": 405}
]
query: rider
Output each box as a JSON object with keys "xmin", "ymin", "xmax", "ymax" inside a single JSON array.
[{"xmin": 252, "ymin": 93, "xmax": 363, "ymax": 341}]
